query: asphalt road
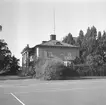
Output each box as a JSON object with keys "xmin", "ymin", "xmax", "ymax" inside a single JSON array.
[{"xmin": 0, "ymin": 78, "xmax": 106, "ymax": 105}]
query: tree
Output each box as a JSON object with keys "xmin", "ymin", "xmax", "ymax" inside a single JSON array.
[
  {"xmin": 9, "ymin": 56, "xmax": 20, "ymax": 75},
  {"xmin": 102, "ymin": 31, "xmax": 106, "ymax": 51},
  {"xmin": 102, "ymin": 31, "xmax": 106, "ymax": 40},
  {"xmin": 90, "ymin": 26, "xmax": 97, "ymax": 38},
  {"xmin": 62, "ymin": 33, "xmax": 75, "ymax": 45},
  {"xmin": 86, "ymin": 54, "xmax": 104, "ymax": 76},
  {"xmin": 0, "ymin": 39, "xmax": 11, "ymax": 56},
  {"xmin": 86, "ymin": 54, "xmax": 103, "ymax": 66},
  {"xmin": 72, "ymin": 57, "xmax": 82, "ymax": 64},
  {"xmin": 0, "ymin": 39, "xmax": 20, "ymax": 75},
  {"xmin": 97, "ymin": 31, "xmax": 102, "ymax": 41},
  {"xmin": 80, "ymin": 26, "xmax": 97, "ymax": 62},
  {"xmin": 76, "ymin": 30, "xmax": 85, "ymax": 62},
  {"xmin": 96, "ymin": 31, "xmax": 106, "ymax": 62},
  {"xmin": 61, "ymin": 26, "xmax": 106, "ymax": 76},
  {"xmin": 76, "ymin": 30, "xmax": 84, "ymax": 46},
  {"xmin": 0, "ymin": 39, "xmax": 11, "ymax": 71}
]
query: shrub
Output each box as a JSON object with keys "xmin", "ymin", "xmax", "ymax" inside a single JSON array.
[
  {"xmin": 86, "ymin": 54, "xmax": 104, "ymax": 66},
  {"xmin": 34, "ymin": 57, "xmax": 63, "ymax": 79},
  {"xmin": 34, "ymin": 58, "xmax": 48, "ymax": 79},
  {"xmin": 43, "ymin": 60, "xmax": 65, "ymax": 80},
  {"xmin": 34, "ymin": 57, "xmax": 79, "ymax": 80},
  {"xmin": 73, "ymin": 63, "xmax": 106, "ymax": 76}
]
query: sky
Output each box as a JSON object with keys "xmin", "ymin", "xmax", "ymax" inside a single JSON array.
[{"xmin": 0, "ymin": 0, "xmax": 106, "ymax": 65}]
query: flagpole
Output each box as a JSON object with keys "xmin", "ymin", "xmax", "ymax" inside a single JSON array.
[{"xmin": 53, "ymin": 8, "xmax": 55, "ymax": 35}]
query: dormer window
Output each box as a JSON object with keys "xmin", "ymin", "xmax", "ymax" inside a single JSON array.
[{"xmin": 55, "ymin": 42, "xmax": 62, "ymax": 45}]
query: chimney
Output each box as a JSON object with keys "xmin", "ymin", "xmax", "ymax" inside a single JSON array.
[
  {"xmin": 27, "ymin": 44, "xmax": 29, "ymax": 48},
  {"xmin": 50, "ymin": 34, "xmax": 56, "ymax": 40}
]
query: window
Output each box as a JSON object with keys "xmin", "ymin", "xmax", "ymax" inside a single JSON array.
[
  {"xmin": 55, "ymin": 42, "xmax": 62, "ymax": 45},
  {"xmin": 64, "ymin": 53, "xmax": 72, "ymax": 61},
  {"xmin": 64, "ymin": 61, "xmax": 71, "ymax": 67},
  {"xmin": 36, "ymin": 47, "xmax": 39, "ymax": 57},
  {"xmin": 23, "ymin": 53, "xmax": 27, "ymax": 64},
  {"xmin": 30, "ymin": 56, "xmax": 33, "ymax": 62},
  {"xmin": 47, "ymin": 52, "xmax": 53, "ymax": 58}
]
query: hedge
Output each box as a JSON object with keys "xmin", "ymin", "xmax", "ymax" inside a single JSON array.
[{"xmin": 73, "ymin": 64, "xmax": 106, "ymax": 76}]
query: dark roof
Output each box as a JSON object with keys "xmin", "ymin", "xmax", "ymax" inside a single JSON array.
[
  {"xmin": 36, "ymin": 40, "xmax": 79, "ymax": 48},
  {"xmin": 21, "ymin": 46, "xmax": 35, "ymax": 54},
  {"xmin": 29, "ymin": 47, "xmax": 36, "ymax": 54},
  {"xmin": 21, "ymin": 46, "xmax": 29, "ymax": 54}
]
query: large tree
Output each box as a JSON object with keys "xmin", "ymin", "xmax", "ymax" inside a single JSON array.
[
  {"xmin": 76, "ymin": 30, "xmax": 84, "ymax": 47},
  {"xmin": 0, "ymin": 39, "xmax": 11, "ymax": 71},
  {"xmin": 79, "ymin": 26, "xmax": 98, "ymax": 62},
  {"xmin": 0, "ymin": 39, "xmax": 20, "ymax": 75}
]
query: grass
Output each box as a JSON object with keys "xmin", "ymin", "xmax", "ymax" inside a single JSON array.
[
  {"xmin": 0, "ymin": 75, "xmax": 106, "ymax": 81},
  {"xmin": 0, "ymin": 75, "xmax": 32, "ymax": 80}
]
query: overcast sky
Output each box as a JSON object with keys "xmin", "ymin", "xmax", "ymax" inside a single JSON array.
[{"xmin": 0, "ymin": 0, "xmax": 106, "ymax": 65}]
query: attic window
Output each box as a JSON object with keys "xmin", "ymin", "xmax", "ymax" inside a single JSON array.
[{"xmin": 55, "ymin": 42, "xmax": 62, "ymax": 45}]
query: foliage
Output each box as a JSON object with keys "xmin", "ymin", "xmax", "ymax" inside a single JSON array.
[
  {"xmin": 43, "ymin": 59, "xmax": 79, "ymax": 80},
  {"xmin": 61, "ymin": 26, "xmax": 106, "ymax": 77},
  {"xmin": 9, "ymin": 56, "xmax": 20, "ymax": 75},
  {"xmin": 0, "ymin": 39, "xmax": 20, "ymax": 75},
  {"xmin": 73, "ymin": 64, "xmax": 106, "ymax": 76},
  {"xmin": 43, "ymin": 60, "xmax": 65, "ymax": 80},
  {"xmin": 62, "ymin": 26, "xmax": 106, "ymax": 64},
  {"xmin": 33, "ymin": 57, "xmax": 78, "ymax": 80},
  {"xmin": 72, "ymin": 57, "xmax": 82, "ymax": 65},
  {"xmin": 76, "ymin": 30, "xmax": 84, "ymax": 47},
  {"xmin": 86, "ymin": 54, "xmax": 104, "ymax": 66},
  {"xmin": 62, "ymin": 33, "xmax": 75, "ymax": 45}
]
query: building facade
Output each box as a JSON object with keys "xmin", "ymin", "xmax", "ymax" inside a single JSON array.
[{"xmin": 21, "ymin": 34, "xmax": 79, "ymax": 71}]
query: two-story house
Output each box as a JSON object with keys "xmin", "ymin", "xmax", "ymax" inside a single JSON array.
[{"xmin": 21, "ymin": 34, "xmax": 79, "ymax": 71}]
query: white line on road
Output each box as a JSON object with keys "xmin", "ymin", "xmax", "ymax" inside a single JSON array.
[{"xmin": 10, "ymin": 93, "xmax": 25, "ymax": 105}]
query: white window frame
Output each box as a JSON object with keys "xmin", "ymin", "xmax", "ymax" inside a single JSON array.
[{"xmin": 36, "ymin": 47, "xmax": 39, "ymax": 57}]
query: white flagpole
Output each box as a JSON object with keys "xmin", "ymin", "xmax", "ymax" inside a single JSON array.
[{"xmin": 53, "ymin": 8, "xmax": 55, "ymax": 35}]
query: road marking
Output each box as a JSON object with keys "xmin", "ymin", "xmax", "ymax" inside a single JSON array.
[{"xmin": 11, "ymin": 93, "xmax": 25, "ymax": 105}]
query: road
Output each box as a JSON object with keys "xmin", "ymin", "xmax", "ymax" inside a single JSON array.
[{"xmin": 0, "ymin": 78, "xmax": 106, "ymax": 105}]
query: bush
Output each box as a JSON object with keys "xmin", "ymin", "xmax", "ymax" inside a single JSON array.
[
  {"xmin": 73, "ymin": 63, "xmax": 106, "ymax": 76},
  {"xmin": 19, "ymin": 67, "xmax": 28, "ymax": 77},
  {"xmin": 34, "ymin": 58, "xmax": 48, "ymax": 79},
  {"xmin": 35, "ymin": 57, "xmax": 63, "ymax": 79},
  {"xmin": 43, "ymin": 60, "xmax": 64, "ymax": 80},
  {"xmin": 34, "ymin": 57, "xmax": 79, "ymax": 80}
]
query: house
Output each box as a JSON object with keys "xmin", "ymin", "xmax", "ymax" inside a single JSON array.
[
  {"xmin": 21, "ymin": 44, "xmax": 36, "ymax": 71},
  {"xmin": 21, "ymin": 34, "xmax": 79, "ymax": 71}
]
